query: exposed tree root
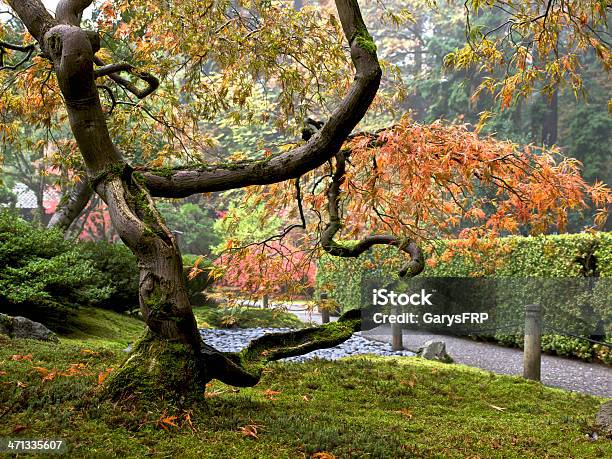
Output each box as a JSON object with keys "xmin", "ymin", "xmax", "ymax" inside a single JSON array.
[{"xmin": 105, "ymin": 310, "xmax": 366, "ymax": 402}]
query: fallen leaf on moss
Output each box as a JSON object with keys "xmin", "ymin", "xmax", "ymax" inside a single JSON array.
[
  {"xmin": 395, "ymin": 408, "xmax": 413, "ymax": 419},
  {"xmin": 98, "ymin": 368, "xmax": 113, "ymax": 385},
  {"xmin": 312, "ymin": 452, "xmax": 336, "ymax": 459},
  {"xmin": 239, "ymin": 424, "xmax": 260, "ymax": 439}
]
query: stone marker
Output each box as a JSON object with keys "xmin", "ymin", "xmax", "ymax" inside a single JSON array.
[{"xmin": 417, "ymin": 339, "xmax": 453, "ymax": 363}]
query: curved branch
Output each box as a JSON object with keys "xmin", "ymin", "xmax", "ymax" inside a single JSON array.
[
  {"xmin": 141, "ymin": 0, "xmax": 381, "ymax": 198},
  {"xmin": 93, "ymin": 57, "xmax": 159, "ymax": 100},
  {"xmin": 321, "ymin": 151, "xmax": 424, "ymax": 278},
  {"xmin": 56, "ymin": 0, "xmax": 92, "ymax": 26}
]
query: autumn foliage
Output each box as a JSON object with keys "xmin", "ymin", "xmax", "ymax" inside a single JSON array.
[{"xmin": 214, "ymin": 115, "xmax": 611, "ymax": 293}]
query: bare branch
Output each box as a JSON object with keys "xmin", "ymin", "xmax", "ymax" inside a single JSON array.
[
  {"xmin": 0, "ymin": 41, "xmax": 36, "ymax": 71},
  {"xmin": 93, "ymin": 57, "xmax": 159, "ymax": 100}
]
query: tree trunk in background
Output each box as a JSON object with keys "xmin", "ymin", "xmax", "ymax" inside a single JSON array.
[
  {"xmin": 542, "ymin": 88, "xmax": 558, "ymax": 146},
  {"xmin": 408, "ymin": 17, "xmax": 427, "ymax": 121},
  {"xmin": 47, "ymin": 179, "xmax": 92, "ymax": 233}
]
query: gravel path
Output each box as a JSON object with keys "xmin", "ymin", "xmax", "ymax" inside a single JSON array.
[
  {"xmin": 200, "ymin": 328, "xmax": 413, "ymax": 362},
  {"xmin": 362, "ymin": 327, "xmax": 612, "ymax": 398}
]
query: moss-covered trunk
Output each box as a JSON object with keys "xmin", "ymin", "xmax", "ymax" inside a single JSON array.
[{"xmin": 96, "ymin": 170, "xmax": 210, "ymax": 402}]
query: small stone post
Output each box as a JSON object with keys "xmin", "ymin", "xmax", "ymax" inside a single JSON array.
[
  {"xmin": 523, "ymin": 303, "xmax": 541, "ymax": 381},
  {"xmin": 320, "ymin": 292, "xmax": 330, "ymax": 324},
  {"xmin": 391, "ymin": 305, "xmax": 403, "ymax": 351}
]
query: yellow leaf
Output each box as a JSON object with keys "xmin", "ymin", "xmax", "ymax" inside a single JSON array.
[{"xmin": 488, "ymin": 404, "xmax": 506, "ymax": 412}]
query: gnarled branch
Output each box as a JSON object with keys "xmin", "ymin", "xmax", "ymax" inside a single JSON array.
[
  {"xmin": 140, "ymin": 1, "xmax": 381, "ymax": 198},
  {"xmin": 207, "ymin": 309, "xmax": 363, "ymax": 387},
  {"xmin": 321, "ymin": 151, "xmax": 424, "ymax": 278},
  {"xmin": 93, "ymin": 57, "xmax": 159, "ymax": 100},
  {"xmin": 5, "ymin": 1, "xmax": 56, "ymax": 43}
]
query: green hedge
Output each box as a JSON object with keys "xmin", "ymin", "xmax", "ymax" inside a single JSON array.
[
  {"xmin": 316, "ymin": 232, "xmax": 612, "ymax": 363},
  {"xmin": 0, "ymin": 212, "xmax": 110, "ymax": 319}
]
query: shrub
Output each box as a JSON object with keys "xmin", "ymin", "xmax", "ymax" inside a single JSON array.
[
  {"xmin": 0, "ymin": 211, "xmax": 110, "ymax": 320},
  {"xmin": 80, "ymin": 241, "xmax": 139, "ymax": 313}
]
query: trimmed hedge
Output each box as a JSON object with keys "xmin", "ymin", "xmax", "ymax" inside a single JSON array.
[{"xmin": 316, "ymin": 232, "xmax": 611, "ymax": 363}]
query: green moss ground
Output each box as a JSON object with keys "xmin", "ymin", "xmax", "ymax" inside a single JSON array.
[
  {"xmin": 0, "ymin": 309, "xmax": 609, "ymax": 458},
  {"xmin": 52, "ymin": 307, "xmax": 145, "ymax": 350}
]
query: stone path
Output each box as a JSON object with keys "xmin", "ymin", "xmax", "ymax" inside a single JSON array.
[{"xmin": 362, "ymin": 327, "xmax": 611, "ymax": 398}]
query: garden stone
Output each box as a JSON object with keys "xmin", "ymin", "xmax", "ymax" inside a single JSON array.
[
  {"xmin": 417, "ymin": 340, "xmax": 453, "ymax": 363},
  {"xmin": 595, "ymin": 400, "xmax": 612, "ymax": 435},
  {"xmin": 10, "ymin": 316, "xmax": 59, "ymax": 343}
]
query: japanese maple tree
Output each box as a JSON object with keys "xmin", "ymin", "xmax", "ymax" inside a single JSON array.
[{"xmin": 1, "ymin": 0, "xmax": 609, "ymax": 404}]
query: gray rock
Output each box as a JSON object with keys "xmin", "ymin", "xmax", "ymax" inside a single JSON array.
[
  {"xmin": 595, "ymin": 400, "xmax": 612, "ymax": 435},
  {"xmin": 11, "ymin": 316, "xmax": 59, "ymax": 343},
  {"xmin": 417, "ymin": 340, "xmax": 453, "ymax": 363}
]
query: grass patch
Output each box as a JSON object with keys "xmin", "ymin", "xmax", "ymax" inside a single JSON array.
[
  {"xmin": 0, "ymin": 334, "xmax": 609, "ymax": 458},
  {"xmin": 193, "ymin": 306, "xmax": 305, "ymax": 329},
  {"xmin": 51, "ymin": 307, "xmax": 145, "ymax": 350}
]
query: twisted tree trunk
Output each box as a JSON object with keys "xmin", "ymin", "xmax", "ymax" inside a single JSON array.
[{"xmin": 8, "ymin": 0, "xmax": 387, "ymax": 404}]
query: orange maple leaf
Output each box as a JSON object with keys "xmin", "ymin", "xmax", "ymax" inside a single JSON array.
[
  {"xmin": 158, "ymin": 415, "xmax": 179, "ymax": 430},
  {"xmin": 312, "ymin": 452, "xmax": 336, "ymax": 459},
  {"xmin": 263, "ymin": 389, "xmax": 281, "ymax": 399},
  {"xmin": 98, "ymin": 368, "xmax": 113, "ymax": 385}
]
